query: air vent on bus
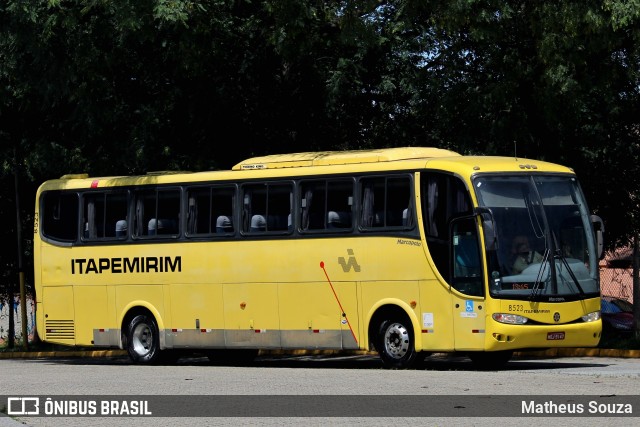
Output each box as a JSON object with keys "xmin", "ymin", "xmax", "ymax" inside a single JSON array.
[
  {"xmin": 45, "ymin": 320, "xmax": 75, "ymax": 341},
  {"xmin": 232, "ymin": 147, "xmax": 461, "ymax": 170},
  {"xmin": 60, "ymin": 174, "xmax": 89, "ymax": 180}
]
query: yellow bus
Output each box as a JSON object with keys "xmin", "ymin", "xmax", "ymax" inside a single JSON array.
[{"xmin": 34, "ymin": 147, "xmax": 604, "ymax": 369}]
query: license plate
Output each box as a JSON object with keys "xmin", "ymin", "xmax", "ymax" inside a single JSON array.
[{"xmin": 547, "ymin": 332, "xmax": 565, "ymax": 340}]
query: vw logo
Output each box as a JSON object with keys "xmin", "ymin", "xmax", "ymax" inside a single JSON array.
[{"xmin": 553, "ymin": 312, "xmax": 561, "ymax": 322}]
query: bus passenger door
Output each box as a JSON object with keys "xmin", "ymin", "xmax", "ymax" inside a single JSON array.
[{"xmin": 450, "ymin": 217, "xmax": 486, "ymax": 351}]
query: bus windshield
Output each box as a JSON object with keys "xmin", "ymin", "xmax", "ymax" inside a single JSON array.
[{"xmin": 474, "ymin": 174, "xmax": 599, "ymax": 301}]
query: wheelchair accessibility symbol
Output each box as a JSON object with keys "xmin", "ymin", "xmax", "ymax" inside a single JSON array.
[{"xmin": 465, "ymin": 300, "xmax": 474, "ymax": 312}]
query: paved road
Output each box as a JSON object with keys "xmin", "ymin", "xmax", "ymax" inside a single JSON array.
[{"xmin": 1, "ymin": 352, "xmax": 639, "ymax": 426}]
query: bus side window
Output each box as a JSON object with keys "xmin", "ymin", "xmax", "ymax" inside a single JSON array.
[
  {"xmin": 42, "ymin": 191, "xmax": 79, "ymax": 242},
  {"xmin": 389, "ymin": 176, "xmax": 412, "ymax": 227},
  {"xmin": 83, "ymin": 194, "xmax": 103, "ymax": 239},
  {"xmin": 452, "ymin": 217, "xmax": 484, "ymax": 296},
  {"xmin": 266, "ymin": 183, "xmax": 292, "ymax": 232},
  {"xmin": 105, "ymin": 192, "xmax": 128, "ymax": 239},
  {"xmin": 134, "ymin": 188, "xmax": 180, "ymax": 238},
  {"xmin": 326, "ymin": 179, "xmax": 353, "ymax": 230},
  {"xmin": 82, "ymin": 190, "xmax": 128, "ymax": 240},
  {"xmin": 186, "ymin": 188, "xmax": 209, "ymax": 234},
  {"xmin": 300, "ymin": 181, "xmax": 326, "ymax": 231},
  {"xmin": 360, "ymin": 175, "xmax": 412, "ymax": 229},
  {"xmin": 242, "ymin": 182, "xmax": 292, "ymax": 233},
  {"xmin": 186, "ymin": 185, "xmax": 235, "ymax": 236},
  {"xmin": 242, "ymin": 184, "xmax": 266, "ymax": 233},
  {"xmin": 81, "ymin": 191, "xmax": 128, "ymax": 241},
  {"xmin": 156, "ymin": 190, "xmax": 180, "ymax": 235},
  {"xmin": 299, "ymin": 178, "xmax": 353, "ymax": 232},
  {"xmin": 360, "ymin": 177, "xmax": 384, "ymax": 228},
  {"xmin": 211, "ymin": 186, "xmax": 236, "ymax": 235}
]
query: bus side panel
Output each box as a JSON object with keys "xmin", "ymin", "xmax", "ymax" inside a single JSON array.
[
  {"xmin": 222, "ymin": 283, "xmax": 280, "ymax": 348},
  {"xmin": 278, "ymin": 282, "xmax": 352, "ymax": 349},
  {"xmin": 296, "ymin": 245, "xmax": 362, "ymax": 350},
  {"xmin": 278, "ymin": 282, "xmax": 336, "ymax": 332},
  {"xmin": 105, "ymin": 285, "xmax": 118, "ymax": 346},
  {"xmin": 418, "ymin": 279, "xmax": 456, "ymax": 352},
  {"xmin": 40, "ymin": 286, "xmax": 76, "ymax": 345},
  {"xmin": 450, "ymin": 289, "xmax": 486, "ymax": 351},
  {"xmin": 34, "ymin": 211, "xmax": 44, "ymax": 343},
  {"xmin": 167, "ymin": 283, "xmax": 225, "ymax": 348},
  {"xmin": 38, "ymin": 243, "xmax": 78, "ymax": 345},
  {"xmin": 73, "ymin": 285, "xmax": 110, "ymax": 346},
  {"xmin": 335, "ymin": 281, "xmax": 360, "ymax": 349}
]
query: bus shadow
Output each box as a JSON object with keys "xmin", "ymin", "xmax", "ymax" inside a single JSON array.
[
  {"xmin": 186, "ymin": 352, "xmax": 607, "ymax": 371},
  {"xmin": 418, "ymin": 354, "xmax": 607, "ymax": 371},
  {"xmin": 29, "ymin": 352, "xmax": 608, "ymax": 371}
]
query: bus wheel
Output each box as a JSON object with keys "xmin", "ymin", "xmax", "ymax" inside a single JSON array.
[
  {"xmin": 377, "ymin": 318, "xmax": 418, "ymax": 369},
  {"xmin": 126, "ymin": 314, "xmax": 160, "ymax": 364},
  {"xmin": 468, "ymin": 350, "xmax": 513, "ymax": 370}
]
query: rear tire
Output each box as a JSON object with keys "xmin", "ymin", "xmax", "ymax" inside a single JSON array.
[
  {"xmin": 126, "ymin": 314, "xmax": 161, "ymax": 364},
  {"xmin": 377, "ymin": 318, "xmax": 419, "ymax": 369}
]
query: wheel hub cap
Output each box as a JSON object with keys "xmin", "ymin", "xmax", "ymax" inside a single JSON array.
[{"xmin": 384, "ymin": 322, "xmax": 409, "ymax": 359}]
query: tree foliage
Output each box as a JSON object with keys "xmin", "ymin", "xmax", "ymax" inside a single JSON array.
[{"xmin": 0, "ymin": 0, "xmax": 639, "ymax": 297}]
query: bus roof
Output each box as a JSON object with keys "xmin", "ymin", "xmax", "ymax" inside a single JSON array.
[
  {"xmin": 38, "ymin": 148, "xmax": 575, "ymax": 192},
  {"xmin": 232, "ymin": 147, "xmax": 461, "ymax": 170}
]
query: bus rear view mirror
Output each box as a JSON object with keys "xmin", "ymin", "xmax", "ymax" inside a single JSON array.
[
  {"xmin": 590, "ymin": 215, "xmax": 604, "ymax": 259},
  {"xmin": 474, "ymin": 207, "xmax": 497, "ymax": 250}
]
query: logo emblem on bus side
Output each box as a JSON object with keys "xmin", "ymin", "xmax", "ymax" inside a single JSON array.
[
  {"xmin": 338, "ymin": 249, "xmax": 361, "ymax": 273},
  {"xmin": 553, "ymin": 312, "xmax": 560, "ymax": 322}
]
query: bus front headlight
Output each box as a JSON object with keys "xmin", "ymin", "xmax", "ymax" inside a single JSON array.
[
  {"xmin": 581, "ymin": 311, "xmax": 601, "ymax": 322},
  {"xmin": 492, "ymin": 313, "xmax": 529, "ymax": 325}
]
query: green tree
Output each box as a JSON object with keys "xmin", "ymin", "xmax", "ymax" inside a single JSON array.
[
  {"xmin": 1, "ymin": 0, "xmax": 639, "ymax": 260},
  {"xmin": 405, "ymin": 0, "xmax": 640, "ymax": 248}
]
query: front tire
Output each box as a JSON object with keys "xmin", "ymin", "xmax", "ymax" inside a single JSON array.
[
  {"xmin": 126, "ymin": 314, "xmax": 161, "ymax": 364},
  {"xmin": 377, "ymin": 318, "xmax": 419, "ymax": 369}
]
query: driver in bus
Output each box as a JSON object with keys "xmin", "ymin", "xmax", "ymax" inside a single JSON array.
[{"xmin": 511, "ymin": 235, "xmax": 544, "ymax": 274}]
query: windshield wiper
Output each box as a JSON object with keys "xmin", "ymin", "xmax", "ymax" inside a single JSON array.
[
  {"xmin": 529, "ymin": 248, "xmax": 551, "ymax": 301},
  {"xmin": 530, "ymin": 233, "xmax": 586, "ymax": 300},
  {"xmin": 556, "ymin": 251, "xmax": 585, "ymax": 295},
  {"xmin": 551, "ymin": 232, "xmax": 585, "ymax": 296}
]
